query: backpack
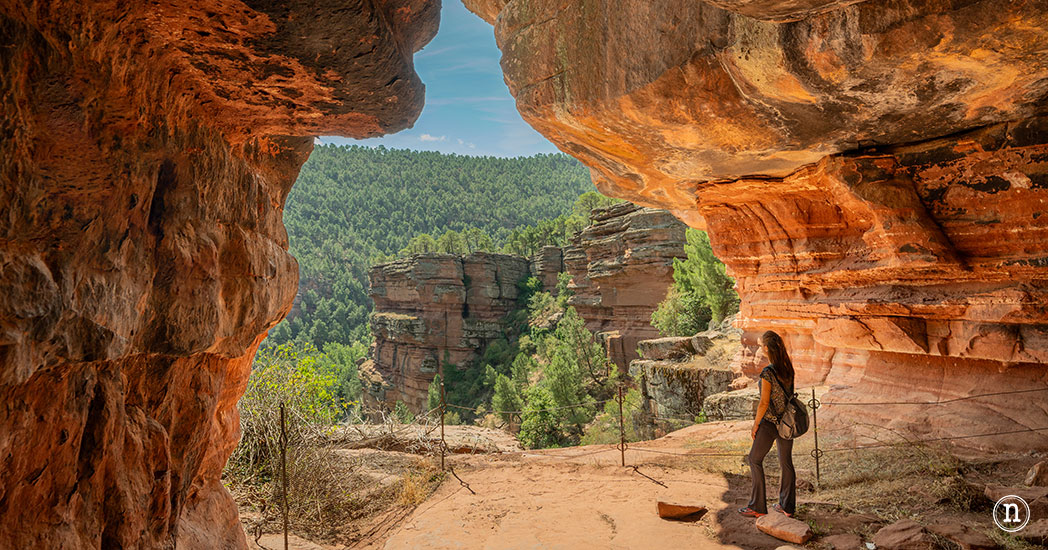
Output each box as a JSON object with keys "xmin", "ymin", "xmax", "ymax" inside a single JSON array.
[{"xmin": 768, "ymin": 366, "xmax": 809, "ymax": 440}]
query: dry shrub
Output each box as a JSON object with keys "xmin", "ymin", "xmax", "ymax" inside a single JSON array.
[
  {"xmin": 396, "ymin": 459, "xmax": 443, "ymax": 507},
  {"xmin": 226, "ymin": 344, "xmax": 361, "ymax": 538},
  {"xmin": 808, "ymin": 440, "xmax": 968, "ymax": 521},
  {"xmin": 397, "ymin": 473, "xmax": 430, "ymax": 506}
]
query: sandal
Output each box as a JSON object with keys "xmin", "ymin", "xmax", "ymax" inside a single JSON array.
[
  {"xmin": 772, "ymin": 503, "xmax": 792, "ymax": 517},
  {"xmin": 738, "ymin": 507, "xmax": 766, "ymax": 518}
]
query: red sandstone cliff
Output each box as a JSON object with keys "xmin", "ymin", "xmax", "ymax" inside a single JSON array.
[
  {"xmin": 361, "ymin": 253, "xmax": 532, "ymax": 412},
  {"xmin": 0, "ymin": 1, "xmax": 437, "ymax": 548},
  {"xmin": 468, "ymin": 0, "xmax": 1048, "ymax": 450},
  {"xmin": 564, "ymin": 203, "xmax": 688, "ymax": 369},
  {"xmin": 363, "ymin": 206, "xmax": 686, "ymax": 412}
]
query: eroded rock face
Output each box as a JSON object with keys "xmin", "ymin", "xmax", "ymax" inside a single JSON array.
[
  {"xmin": 364, "ymin": 205, "xmax": 685, "ymax": 411},
  {"xmin": 564, "ymin": 202, "xmax": 687, "ymax": 368},
  {"xmin": 0, "ymin": 1, "xmax": 437, "ymax": 547},
  {"xmin": 472, "ymin": 0, "xmax": 1048, "ymax": 450},
  {"xmin": 628, "ymin": 319, "xmax": 742, "ymax": 423},
  {"xmin": 362, "ymin": 253, "xmax": 532, "ymax": 412}
]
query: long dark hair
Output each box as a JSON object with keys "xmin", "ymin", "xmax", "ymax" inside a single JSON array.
[{"xmin": 760, "ymin": 330, "xmax": 794, "ymax": 388}]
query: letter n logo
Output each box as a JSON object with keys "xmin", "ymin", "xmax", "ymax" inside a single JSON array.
[
  {"xmin": 993, "ymin": 495, "xmax": 1030, "ymax": 533},
  {"xmin": 1001, "ymin": 503, "xmax": 1020, "ymax": 523}
]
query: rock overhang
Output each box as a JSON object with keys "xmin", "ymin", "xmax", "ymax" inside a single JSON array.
[
  {"xmin": 467, "ymin": 0, "xmax": 1048, "ymax": 450},
  {"xmin": 470, "ymin": 0, "xmax": 1048, "ymax": 210}
]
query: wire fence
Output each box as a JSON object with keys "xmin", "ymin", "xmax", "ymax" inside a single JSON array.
[
  {"xmin": 269, "ymin": 378, "xmax": 1048, "ymax": 534},
  {"xmin": 819, "ymin": 386, "xmax": 1048, "ymax": 406},
  {"xmin": 434, "ymin": 381, "xmax": 1047, "ymax": 488}
]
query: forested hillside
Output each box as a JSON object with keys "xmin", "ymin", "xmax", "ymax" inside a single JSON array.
[{"xmin": 266, "ymin": 145, "xmax": 596, "ymax": 348}]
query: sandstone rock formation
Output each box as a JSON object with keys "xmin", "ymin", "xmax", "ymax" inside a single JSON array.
[
  {"xmin": 529, "ymin": 245, "xmax": 564, "ymax": 291},
  {"xmin": 364, "ymin": 205, "xmax": 686, "ymax": 413},
  {"xmin": 361, "ymin": 253, "xmax": 531, "ymax": 412},
  {"xmin": 0, "ymin": 1, "xmax": 437, "ymax": 548},
  {"xmin": 703, "ymin": 387, "xmax": 761, "ymax": 422},
  {"xmin": 469, "ymin": 0, "xmax": 1048, "ymax": 450},
  {"xmin": 564, "ymin": 202, "xmax": 687, "ymax": 368},
  {"xmin": 629, "ymin": 321, "xmax": 742, "ymax": 423}
]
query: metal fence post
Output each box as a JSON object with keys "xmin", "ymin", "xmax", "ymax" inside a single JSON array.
[
  {"xmin": 440, "ymin": 380, "xmax": 447, "ymax": 472},
  {"xmin": 279, "ymin": 402, "xmax": 289, "ymax": 550},
  {"xmin": 809, "ymin": 388, "xmax": 822, "ymax": 487},
  {"xmin": 618, "ymin": 385, "xmax": 626, "ymax": 467}
]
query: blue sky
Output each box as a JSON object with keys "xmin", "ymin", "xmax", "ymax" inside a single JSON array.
[{"xmin": 318, "ymin": 2, "xmax": 560, "ymax": 158}]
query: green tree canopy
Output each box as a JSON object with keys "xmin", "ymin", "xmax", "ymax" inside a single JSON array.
[
  {"xmin": 268, "ymin": 145, "xmax": 597, "ymax": 350},
  {"xmin": 652, "ymin": 228, "xmax": 739, "ymax": 336}
]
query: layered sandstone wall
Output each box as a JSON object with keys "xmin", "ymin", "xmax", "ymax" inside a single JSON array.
[
  {"xmin": 0, "ymin": 1, "xmax": 437, "ymax": 548},
  {"xmin": 564, "ymin": 203, "xmax": 687, "ymax": 368},
  {"xmin": 363, "ymin": 204, "xmax": 687, "ymax": 411},
  {"xmin": 628, "ymin": 319, "xmax": 742, "ymax": 425},
  {"xmin": 469, "ymin": 0, "xmax": 1048, "ymax": 450},
  {"xmin": 361, "ymin": 253, "xmax": 532, "ymax": 412}
]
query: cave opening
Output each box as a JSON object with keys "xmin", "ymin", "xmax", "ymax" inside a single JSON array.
[{"xmin": 4, "ymin": 0, "xmax": 1048, "ymax": 548}]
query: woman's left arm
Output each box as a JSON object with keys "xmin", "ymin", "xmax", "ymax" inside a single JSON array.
[{"xmin": 752, "ymin": 378, "xmax": 771, "ymax": 439}]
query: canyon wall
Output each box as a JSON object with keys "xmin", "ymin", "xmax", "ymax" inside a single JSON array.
[
  {"xmin": 361, "ymin": 253, "xmax": 532, "ymax": 412},
  {"xmin": 467, "ymin": 0, "xmax": 1048, "ymax": 450},
  {"xmin": 564, "ymin": 202, "xmax": 687, "ymax": 368},
  {"xmin": 0, "ymin": 1, "xmax": 437, "ymax": 548},
  {"xmin": 363, "ymin": 204, "xmax": 685, "ymax": 412}
]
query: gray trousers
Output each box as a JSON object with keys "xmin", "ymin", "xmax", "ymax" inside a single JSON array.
[{"xmin": 747, "ymin": 419, "xmax": 796, "ymax": 514}]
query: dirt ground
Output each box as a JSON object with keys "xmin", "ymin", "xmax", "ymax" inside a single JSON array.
[
  {"xmin": 367, "ymin": 421, "xmax": 804, "ymax": 550},
  {"xmin": 243, "ymin": 420, "xmax": 1045, "ymax": 550}
]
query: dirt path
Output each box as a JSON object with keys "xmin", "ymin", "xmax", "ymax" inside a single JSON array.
[
  {"xmin": 245, "ymin": 418, "xmax": 1039, "ymax": 549},
  {"xmin": 366, "ymin": 421, "xmax": 794, "ymax": 550}
]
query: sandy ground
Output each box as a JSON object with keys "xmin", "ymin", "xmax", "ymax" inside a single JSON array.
[
  {"xmin": 244, "ymin": 414, "xmax": 1046, "ymax": 549},
  {"xmin": 365, "ymin": 420, "xmax": 797, "ymax": 550}
]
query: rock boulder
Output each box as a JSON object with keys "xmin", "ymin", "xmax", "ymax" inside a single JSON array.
[
  {"xmin": 755, "ymin": 512, "xmax": 813, "ymax": 544},
  {"xmin": 1027, "ymin": 460, "xmax": 1048, "ymax": 487},
  {"xmin": 703, "ymin": 387, "xmax": 761, "ymax": 421},
  {"xmin": 629, "ymin": 324, "xmax": 742, "ymax": 422},
  {"xmin": 873, "ymin": 520, "xmax": 936, "ymax": 550}
]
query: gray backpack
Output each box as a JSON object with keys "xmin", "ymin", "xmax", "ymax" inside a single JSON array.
[{"xmin": 769, "ymin": 366, "xmax": 809, "ymax": 440}]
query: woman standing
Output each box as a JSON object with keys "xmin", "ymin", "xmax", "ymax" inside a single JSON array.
[{"xmin": 738, "ymin": 330, "xmax": 796, "ymax": 518}]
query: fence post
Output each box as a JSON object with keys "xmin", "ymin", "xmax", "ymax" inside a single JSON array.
[
  {"xmin": 279, "ymin": 402, "xmax": 289, "ymax": 550},
  {"xmin": 440, "ymin": 379, "xmax": 447, "ymax": 472},
  {"xmin": 809, "ymin": 388, "xmax": 822, "ymax": 487},
  {"xmin": 618, "ymin": 385, "xmax": 626, "ymax": 467}
]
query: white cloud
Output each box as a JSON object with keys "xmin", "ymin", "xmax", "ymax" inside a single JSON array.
[
  {"xmin": 415, "ymin": 44, "xmax": 465, "ymax": 59},
  {"xmin": 419, "ymin": 134, "xmax": 447, "ymax": 142},
  {"xmin": 313, "ymin": 137, "xmax": 324, "ymax": 145}
]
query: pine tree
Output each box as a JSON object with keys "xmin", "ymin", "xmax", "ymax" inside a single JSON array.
[{"xmin": 492, "ymin": 374, "xmax": 523, "ymax": 423}]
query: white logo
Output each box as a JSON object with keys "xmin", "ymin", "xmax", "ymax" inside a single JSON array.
[{"xmin": 993, "ymin": 495, "xmax": 1030, "ymax": 533}]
